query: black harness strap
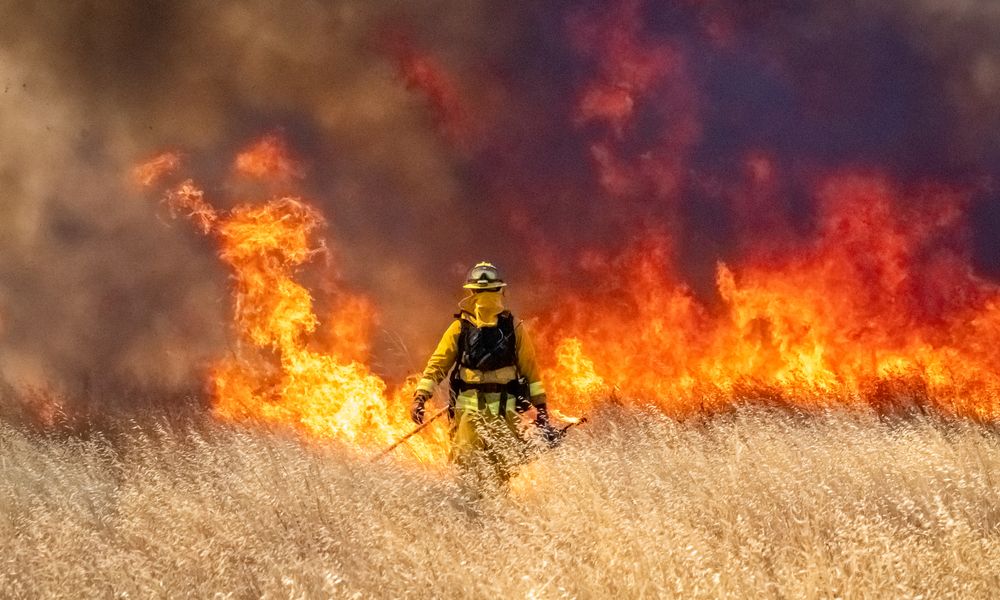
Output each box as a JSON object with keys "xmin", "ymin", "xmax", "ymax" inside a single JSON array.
[
  {"xmin": 449, "ymin": 311, "xmax": 524, "ymax": 416},
  {"xmin": 450, "ymin": 379, "xmax": 523, "ymax": 416}
]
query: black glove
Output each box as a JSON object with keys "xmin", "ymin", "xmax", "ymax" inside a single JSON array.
[
  {"xmin": 513, "ymin": 378, "xmax": 532, "ymax": 413},
  {"xmin": 533, "ymin": 403, "xmax": 550, "ymax": 428},
  {"xmin": 534, "ymin": 404, "xmax": 560, "ymax": 447},
  {"xmin": 411, "ymin": 391, "xmax": 430, "ymax": 424}
]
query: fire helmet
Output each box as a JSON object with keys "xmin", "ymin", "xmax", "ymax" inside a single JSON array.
[{"xmin": 463, "ymin": 261, "xmax": 507, "ymax": 290}]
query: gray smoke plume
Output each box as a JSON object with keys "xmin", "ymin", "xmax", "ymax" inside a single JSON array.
[{"xmin": 0, "ymin": 0, "xmax": 998, "ymax": 397}]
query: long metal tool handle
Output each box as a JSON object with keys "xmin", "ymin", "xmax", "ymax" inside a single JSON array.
[
  {"xmin": 547, "ymin": 415, "xmax": 588, "ymax": 447},
  {"xmin": 375, "ymin": 406, "xmax": 449, "ymax": 460},
  {"xmin": 559, "ymin": 416, "xmax": 588, "ymax": 432}
]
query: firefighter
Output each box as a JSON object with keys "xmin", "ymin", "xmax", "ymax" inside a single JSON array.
[{"xmin": 411, "ymin": 261, "xmax": 555, "ymax": 491}]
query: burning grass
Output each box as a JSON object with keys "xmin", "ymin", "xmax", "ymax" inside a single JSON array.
[{"xmin": 1, "ymin": 401, "xmax": 998, "ymax": 598}]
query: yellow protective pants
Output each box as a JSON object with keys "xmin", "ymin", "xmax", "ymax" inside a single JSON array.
[{"xmin": 449, "ymin": 391, "xmax": 527, "ymax": 492}]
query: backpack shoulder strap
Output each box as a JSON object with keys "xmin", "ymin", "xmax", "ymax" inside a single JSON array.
[
  {"xmin": 453, "ymin": 313, "xmax": 471, "ymax": 367},
  {"xmin": 497, "ymin": 311, "xmax": 518, "ymax": 373},
  {"xmin": 498, "ymin": 311, "xmax": 515, "ymax": 337}
]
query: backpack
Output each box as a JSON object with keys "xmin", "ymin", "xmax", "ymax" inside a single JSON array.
[
  {"xmin": 456, "ymin": 311, "xmax": 517, "ymax": 372},
  {"xmin": 448, "ymin": 311, "xmax": 529, "ymax": 414}
]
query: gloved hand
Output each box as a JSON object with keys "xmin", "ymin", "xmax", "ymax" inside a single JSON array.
[
  {"xmin": 533, "ymin": 402, "xmax": 550, "ymax": 428},
  {"xmin": 533, "ymin": 402, "xmax": 560, "ymax": 447},
  {"xmin": 410, "ymin": 391, "xmax": 431, "ymax": 424}
]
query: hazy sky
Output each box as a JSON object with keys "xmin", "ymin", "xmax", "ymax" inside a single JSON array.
[{"xmin": 1, "ymin": 0, "xmax": 998, "ymax": 392}]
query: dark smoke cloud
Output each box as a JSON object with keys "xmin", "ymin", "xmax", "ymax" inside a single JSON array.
[{"xmin": 0, "ymin": 0, "xmax": 997, "ymax": 393}]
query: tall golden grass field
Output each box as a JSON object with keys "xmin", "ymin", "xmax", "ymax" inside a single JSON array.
[{"xmin": 2, "ymin": 404, "xmax": 998, "ymax": 598}]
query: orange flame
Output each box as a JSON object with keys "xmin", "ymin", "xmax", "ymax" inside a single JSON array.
[
  {"xmin": 143, "ymin": 132, "xmax": 999, "ymax": 467},
  {"xmin": 132, "ymin": 152, "xmax": 181, "ymax": 187},
  {"xmin": 234, "ymin": 134, "xmax": 304, "ymax": 181},
  {"xmin": 164, "ymin": 180, "xmax": 217, "ymax": 235},
  {"xmin": 155, "ymin": 136, "xmax": 447, "ymax": 461},
  {"xmin": 533, "ymin": 174, "xmax": 1000, "ymax": 421}
]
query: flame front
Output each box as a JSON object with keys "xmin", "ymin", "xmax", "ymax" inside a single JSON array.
[
  {"xmin": 534, "ymin": 175, "xmax": 1000, "ymax": 420},
  {"xmin": 137, "ymin": 149, "xmax": 448, "ymax": 461},
  {"xmin": 208, "ymin": 197, "xmax": 404, "ymax": 447},
  {"xmin": 135, "ymin": 130, "xmax": 998, "ymax": 466}
]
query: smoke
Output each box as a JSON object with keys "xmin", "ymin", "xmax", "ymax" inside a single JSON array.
[
  {"xmin": 0, "ymin": 0, "xmax": 495, "ymax": 390},
  {"xmin": 0, "ymin": 0, "xmax": 997, "ymax": 394}
]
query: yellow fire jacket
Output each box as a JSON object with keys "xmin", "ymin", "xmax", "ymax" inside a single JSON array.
[{"xmin": 416, "ymin": 292, "xmax": 546, "ymax": 405}]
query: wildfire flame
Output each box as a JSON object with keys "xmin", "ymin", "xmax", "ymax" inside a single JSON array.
[
  {"xmin": 136, "ymin": 146, "xmax": 448, "ymax": 462},
  {"xmin": 131, "ymin": 151, "xmax": 181, "ymax": 187},
  {"xmin": 234, "ymin": 134, "xmax": 304, "ymax": 181},
  {"xmin": 533, "ymin": 176, "xmax": 1000, "ymax": 421},
  {"xmin": 135, "ymin": 125, "xmax": 999, "ymax": 467}
]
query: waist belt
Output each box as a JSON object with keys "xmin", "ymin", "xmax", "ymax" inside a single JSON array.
[
  {"xmin": 450, "ymin": 378, "xmax": 526, "ymax": 415},
  {"xmin": 452, "ymin": 381, "xmax": 518, "ymax": 394}
]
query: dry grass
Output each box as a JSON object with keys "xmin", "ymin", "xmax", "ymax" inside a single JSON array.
[{"xmin": 1, "ymin": 404, "xmax": 999, "ymax": 598}]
